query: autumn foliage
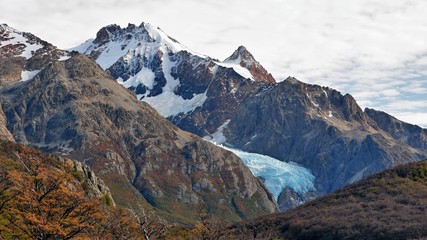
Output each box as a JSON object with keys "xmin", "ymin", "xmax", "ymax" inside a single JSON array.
[{"xmin": 0, "ymin": 141, "xmax": 167, "ymax": 239}]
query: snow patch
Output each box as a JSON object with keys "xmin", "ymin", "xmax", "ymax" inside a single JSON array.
[
  {"xmin": 311, "ymin": 100, "xmax": 319, "ymax": 108},
  {"xmin": 71, "ymin": 23, "xmax": 207, "ymax": 70},
  {"xmin": 58, "ymin": 55, "xmax": 71, "ymax": 61},
  {"xmin": 217, "ymin": 61, "xmax": 255, "ymax": 80},
  {"xmin": 203, "ymin": 120, "xmax": 231, "ymax": 144},
  {"xmin": 141, "ymin": 91, "xmax": 208, "ymax": 117},
  {"xmin": 20, "ymin": 70, "xmax": 40, "ymax": 82},
  {"xmin": 322, "ymin": 89, "xmax": 328, "ymax": 98},
  {"xmin": 133, "ymin": 50, "xmax": 208, "ymax": 117},
  {"xmin": 118, "ymin": 67, "xmax": 155, "ymax": 90},
  {"xmin": 69, "ymin": 38, "xmax": 95, "ymax": 53},
  {"xmin": 1, "ymin": 30, "xmax": 43, "ymax": 59}
]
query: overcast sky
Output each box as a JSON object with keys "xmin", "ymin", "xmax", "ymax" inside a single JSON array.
[{"xmin": 1, "ymin": 0, "xmax": 427, "ymax": 127}]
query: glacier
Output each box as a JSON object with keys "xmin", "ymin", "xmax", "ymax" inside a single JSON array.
[{"xmin": 217, "ymin": 145, "xmax": 316, "ymax": 201}]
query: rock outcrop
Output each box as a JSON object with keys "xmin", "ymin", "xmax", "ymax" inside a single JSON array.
[
  {"xmin": 365, "ymin": 108, "xmax": 427, "ymax": 149},
  {"xmin": 0, "ymin": 104, "xmax": 14, "ymax": 142}
]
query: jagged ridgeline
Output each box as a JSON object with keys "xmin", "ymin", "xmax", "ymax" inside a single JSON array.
[{"xmin": 0, "ymin": 24, "xmax": 278, "ymax": 225}]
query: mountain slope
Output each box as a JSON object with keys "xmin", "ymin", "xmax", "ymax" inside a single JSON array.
[
  {"xmin": 0, "ymin": 24, "xmax": 68, "ymax": 85},
  {"xmin": 222, "ymin": 77, "xmax": 427, "ymax": 195},
  {"xmin": 73, "ymin": 23, "xmax": 427, "ymax": 210},
  {"xmin": 228, "ymin": 160, "xmax": 427, "ymax": 240},
  {"xmin": 0, "ymin": 53, "xmax": 277, "ymax": 224}
]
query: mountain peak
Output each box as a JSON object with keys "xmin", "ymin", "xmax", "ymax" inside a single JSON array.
[
  {"xmin": 224, "ymin": 45, "xmax": 276, "ymax": 83},
  {"xmin": 0, "ymin": 23, "xmax": 14, "ymax": 32},
  {"xmin": 0, "ymin": 24, "xmax": 68, "ymax": 84},
  {"xmin": 74, "ymin": 22, "xmax": 198, "ymax": 70},
  {"xmin": 224, "ymin": 45, "xmax": 255, "ymax": 64}
]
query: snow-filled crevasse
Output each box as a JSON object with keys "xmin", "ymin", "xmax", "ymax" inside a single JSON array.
[{"xmin": 214, "ymin": 144, "xmax": 316, "ymax": 201}]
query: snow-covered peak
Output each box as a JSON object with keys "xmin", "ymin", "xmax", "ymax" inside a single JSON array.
[
  {"xmin": 142, "ymin": 23, "xmax": 191, "ymax": 54},
  {"xmin": 0, "ymin": 24, "xmax": 14, "ymax": 33},
  {"xmin": 71, "ymin": 22, "xmax": 204, "ymax": 69},
  {"xmin": 71, "ymin": 22, "xmax": 274, "ymax": 119},
  {"xmin": 0, "ymin": 23, "xmax": 44, "ymax": 59}
]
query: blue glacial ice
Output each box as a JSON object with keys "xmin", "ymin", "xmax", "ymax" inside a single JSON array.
[{"xmin": 221, "ymin": 146, "xmax": 316, "ymax": 201}]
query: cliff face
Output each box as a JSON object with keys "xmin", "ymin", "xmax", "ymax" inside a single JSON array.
[
  {"xmin": 0, "ymin": 105, "xmax": 14, "ymax": 142},
  {"xmin": 0, "ymin": 54, "xmax": 277, "ymax": 224}
]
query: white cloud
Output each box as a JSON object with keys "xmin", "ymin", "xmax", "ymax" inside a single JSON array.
[
  {"xmin": 390, "ymin": 112, "xmax": 427, "ymax": 129},
  {"xmin": 1, "ymin": 0, "xmax": 426, "ymax": 127},
  {"xmin": 383, "ymin": 100, "xmax": 427, "ymax": 111}
]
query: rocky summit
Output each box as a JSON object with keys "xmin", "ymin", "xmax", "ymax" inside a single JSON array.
[
  {"xmin": 0, "ymin": 51, "xmax": 277, "ymax": 224},
  {"xmin": 74, "ymin": 23, "xmax": 427, "ymax": 210}
]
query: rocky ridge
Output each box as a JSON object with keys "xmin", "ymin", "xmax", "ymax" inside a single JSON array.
[{"xmin": 0, "ymin": 53, "xmax": 278, "ymax": 224}]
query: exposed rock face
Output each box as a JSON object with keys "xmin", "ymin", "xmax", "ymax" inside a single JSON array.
[
  {"xmin": 0, "ymin": 54, "xmax": 278, "ymax": 224},
  {"xmin": 224, "ymin": 78, "xmax": 427, "ymax": 194},
  {"xmin": 223, "ymin": 45, "xmax": 276, "ymax": 84},
  {"xmin": 0, "ymin": 24, "xmax": 67, "ymax": 85},
  {"xmin": 61, "ymin": 157, "xmax": 115, "ymax": 204},
  {"xmin": 365, "ymin": 108, "xmax": 427, "ymax": 149},
  {"xmin": 0, "ymin": 104, "xmax": 14, "ymax": 142}
]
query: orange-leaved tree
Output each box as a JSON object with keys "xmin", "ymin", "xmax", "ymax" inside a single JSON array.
[{"xmin": 0, "ymin": 152, "xmax": 104, "ymax": 239}]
